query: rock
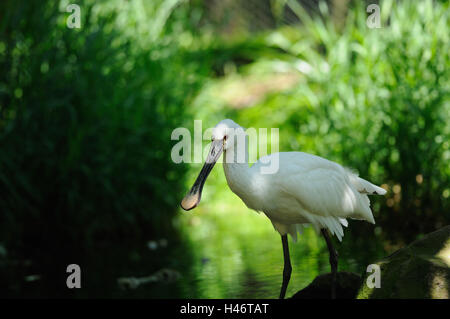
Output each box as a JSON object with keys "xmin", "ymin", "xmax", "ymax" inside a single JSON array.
[
  {"xmin": 291, "ymin": 271, "xmax": 362, "ymax": 299},
  {"xmin": 357, "ymin": 225, "xmax": 450, "ymax": 299}
]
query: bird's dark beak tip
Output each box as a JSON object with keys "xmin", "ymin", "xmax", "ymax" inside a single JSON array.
[
  {"xmin": 180, "ymin": 194, "xmax": 200, "ymax": 211},
  {"xmin": 180, "ymin": 203, "xmax": 196, "ymax": 211}
]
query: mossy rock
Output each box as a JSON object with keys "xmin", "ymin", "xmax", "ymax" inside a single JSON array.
[
  {"xmin": 357, "ymin": 225, "xmax": 450, "ymax": 299},
  {"xmin": 291, "ymin": 271, "xmax": 362, "ymax": 299}
]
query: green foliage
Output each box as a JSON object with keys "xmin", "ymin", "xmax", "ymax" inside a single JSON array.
[
  {"xmin": 220, "ymin": 0, "xmax": 450, "ymax": 244},
  {"xmin": 0, "ymin": 0, "xmax": 448, "ymax": 298},
  {"xmin": 0, "ymin": 0, "xmax": 211, "ymax": 296}
]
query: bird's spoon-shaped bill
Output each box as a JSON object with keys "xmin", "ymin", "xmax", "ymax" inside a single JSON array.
[{"xmin": 181, "ymin": 139, "xmax": 224, "ymax": 211}]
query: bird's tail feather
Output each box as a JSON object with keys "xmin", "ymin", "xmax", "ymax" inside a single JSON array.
[
  {"xmin": 287, "ymin": 224, "xmax": 306, "ymax": 243},
  {"xmin": 321, "ymin": 217, "xmax": 345, "ymax": 241},
  {"xmin": 285, "ymin": 216, "xmax": 349, "ymax": 242},
  {"xmin": 346, "ymin": 169, "xmax": 387, "ymax": 195},
  {"xmin": 283, "ymin": 217, "xmax": 350, "ymax": 243}
]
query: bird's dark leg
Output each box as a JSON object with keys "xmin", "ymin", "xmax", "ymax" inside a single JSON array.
[
  {"xmin": 321, "ymin": 229, "xmax": 338, "ymax": 299},
  {"xmin": 279, "ymin": 234, "xmax": 292, "ymax": 299}
]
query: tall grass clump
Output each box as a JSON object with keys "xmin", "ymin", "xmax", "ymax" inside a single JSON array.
[
  {"xmin": 0, "ymin": 0, "xmax": 208, "ymax": 296},
  {"xmin": 227, "ymin": 0, "xmax": 449, "ymax": 247}
]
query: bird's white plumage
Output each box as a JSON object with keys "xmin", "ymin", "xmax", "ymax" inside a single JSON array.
[{"xmin": 213, "ymin": 119, "xmax": 386, "ymax": 242}]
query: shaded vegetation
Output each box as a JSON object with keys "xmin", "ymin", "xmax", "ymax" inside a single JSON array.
[
  {"xmin": 0, "ymin": 0, "xmax": 448, "ymax": 298},
  {"xmin": 0, "ymin": 0, "xmax": 210, "ymax": 297}
]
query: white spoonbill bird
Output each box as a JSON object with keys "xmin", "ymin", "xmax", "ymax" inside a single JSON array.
[{"xmin": 181, "ymin": 119, "xmax": 386, "ymax": 299}]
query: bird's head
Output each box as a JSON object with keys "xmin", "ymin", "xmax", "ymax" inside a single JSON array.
[
  {"xmin": 211, "ymin": 119, "xmax": 245, "ymax": 151},
  {"xmin": 181, "ymin": 119, "xmax": 245, "ymax": 211}
]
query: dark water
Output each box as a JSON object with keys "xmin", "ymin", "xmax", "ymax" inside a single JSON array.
[
  {"xmin": 0, "ymin": 209, "xmax": 372, "ymax": 298},
  {"xmin": 0, "ymin": 173, "xmax": 384, "ymax": 298},
  {"xmin": 95, "ymin": 208, "xmax": 371, "ymax": 298}
]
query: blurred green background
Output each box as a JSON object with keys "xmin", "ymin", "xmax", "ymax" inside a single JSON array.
[{"xmin": 0, "ymin": 0, "xmax": 448, "ymax": 298}]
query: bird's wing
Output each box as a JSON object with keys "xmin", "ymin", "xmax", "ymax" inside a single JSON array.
[{"xmin": 276, "ymin": 166, "xmax": 372, "ymax": 221}]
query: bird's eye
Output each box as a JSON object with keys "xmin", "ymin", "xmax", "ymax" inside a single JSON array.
[{"xmin": 224, "ymin": 135, "xmax": 227, "ymax": 141}]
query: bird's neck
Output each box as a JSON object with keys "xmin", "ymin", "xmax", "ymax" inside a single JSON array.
[{"xmin": 222, "ymin": 145, "xmax": 252, "ymax": 197}]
